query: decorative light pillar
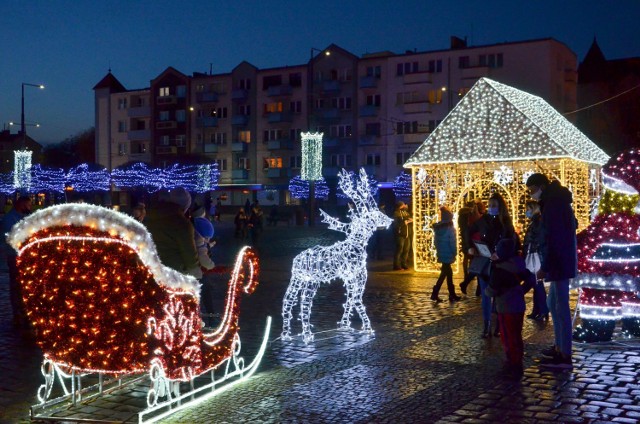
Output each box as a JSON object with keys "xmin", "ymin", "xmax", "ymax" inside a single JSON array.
[
  {"xmin": 14, "ymin": 150, "xmax": 32, "ymax": 193},
  {"xmin": 301, "ymin": 132, "xmax": 323, "ymax": 226}
]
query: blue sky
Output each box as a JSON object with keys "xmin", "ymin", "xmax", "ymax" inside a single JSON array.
[{"xmin": 1, "ymin": 0, "xmax": 638, "ymax": 145}]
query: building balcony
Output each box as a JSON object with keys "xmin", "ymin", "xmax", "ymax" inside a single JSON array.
[
  {"xmin": 231, "ymin": 142, "xmax": 248, "ymax": 152},
  {"xmin": 156, "ymin": 146, "xmax": 177, "ymax": 154},
  {"xmin": 196, "ymin": 117, "xmax": 219, "ymax": 128},
  {"xmin": 403, "ymin": 72, "xmax": 432, "ymax": 85},
  {"xmin": 358, "ymin": 135, "xmax": 377, "ymax": 146},
  {"xmin": 267, "ymin": 139, "xmax": 293, "ymax": 150},
  {"xmin": 359, "ymin": 76, "xmax": 377, "ymax": 89},
  {"xmin": 323, "ymin": 137, "xmax": 339, "ymax": 147},
  {"xmin": 267, "ymin": 112, "xmax": 292, "ymax": 123},
  {"xmin": 359, "ymin": 105, "xmax": 379, "ymax": 117},
  {"xmin": 196, "ymin": 92, "xmax": 219, "ymax": 103},
  {"xmin": 266, "ymin": 168, "xmax": 291, "ymax": 178},
  {"xmin": 321, "ymin": 108, "xmax": 340, "ymax": 120},
  {"xmin": 267, "ymin": 85, "xmax": 292, "ymax": 97},
  {"xmin": 402, "ymin": 133, "xmax": 428, "ymax": 144},
  {"xmin": 231, "ymin": 115, "xmax": 249, "ymax": 126},
  {"xmin": 460, "ymin": 66, "xmax": 490, "ymax": 80},
  {"xmin": 156, "ymin": 120, "xmax": 177, "ymax": 129},
  {"xmin": 204, "ymin": 143, "xmax": 219, "ymax": 153},
  {"xmin": 403, "ymin": 102, "xmax": 432, "ymax": 114},
  {"xmin": 231, "ymin": 89, "xmax": 248, "ymax": 100},
  {"xmin": 322, "ymin": 80, "xmax": 341, "ymax": 93},
  {"xmin": 232, "ymin": 169, "xmax": 249, "ymax": 179},
  {"xmin": 127, "ymin": 129, "xmax": 151, "ymax": 140},
  {"xmin": 156, "ymin": 95, "xmax": 177, "ymax": 105},
  {"xmin": 127, "ymin": 106, "xmax": 151, "ymax": 118}
]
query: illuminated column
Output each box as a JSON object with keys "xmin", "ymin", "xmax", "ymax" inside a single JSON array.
[
  {"xmin": 301, "ymin": 132, "xmax": 323, "ymax": 226},
  {"xmin": 14, "ymin": 150, "xmax": 32, "ymax": 193}
]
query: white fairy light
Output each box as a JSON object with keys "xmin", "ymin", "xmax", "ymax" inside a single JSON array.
[
  {"xmin": 493, "ymin": 165, "xmax": 513, "ymax": 185},
  {"xmin": 438, "ymin": 189, "xmax": 447, "ymax": 205},
  {"xmin": 301, "ymin": 132, "xmax": 323, "ymax": 181},
  {"xmin": 281, "ymin": 168, "xmax": 393, "ymax": 344},
  {"xmin": 14, "ymin": 150, "xmax": 32, "ymax": 192},
  {"xmin": 590, "ymin": 169, "xmax": 598, "ymax": 191},
  {"xmin": 522, "ymin": 170, "xmax": 534, "ymax": 185}
]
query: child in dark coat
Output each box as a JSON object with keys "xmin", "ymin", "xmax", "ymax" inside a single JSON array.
[{"xmin": 485, "ymin": 238, "xmax": 535, "ymax": 378}]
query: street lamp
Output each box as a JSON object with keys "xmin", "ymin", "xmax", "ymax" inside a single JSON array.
[{"xmin": 21, "ymin": 82, "xmax": 45, "ymax": 149}]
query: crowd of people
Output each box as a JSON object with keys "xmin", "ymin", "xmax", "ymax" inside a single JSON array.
[{"xmin": 2, "ymin": 171, "xmax": 578, "ymax": 379}]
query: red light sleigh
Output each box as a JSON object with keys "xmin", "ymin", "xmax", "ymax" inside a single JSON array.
[{"xmin": 8, "ymin": 204, "xmax": 271, "ymax": 423}]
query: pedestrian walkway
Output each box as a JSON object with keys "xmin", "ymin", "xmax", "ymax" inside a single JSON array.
[{"xmin": 1, "ymin": 215, "xmax": 639, "ymax": 423}]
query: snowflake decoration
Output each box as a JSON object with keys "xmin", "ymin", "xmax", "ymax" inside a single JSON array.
[
  {"xmin": 463, "ymin": 171, "xmax": 474, "ymax": 187},
  {"xmin": 493, "ymin": 165, "xmax": 514, "ymax": 185},
  {"xmin": 589, "ymin": 169, "xmax": 598, "ymax": 191}
]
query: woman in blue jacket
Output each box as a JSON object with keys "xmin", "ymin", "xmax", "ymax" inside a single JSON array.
[{"xmin": 431, "ymin": 206, "xmax": 461, "ymax": 302}]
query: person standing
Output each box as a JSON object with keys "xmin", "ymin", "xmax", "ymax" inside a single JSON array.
[
  {"xmin": 369, "ymin": 203, "xmax": 387, "ymax": 260},
  {"xmin": 234, "ymin": 208, "xmax": 248, "ymax": 240},
  {"xmin": 468, "ymin": 193, "xmax": 517, "ymax": 338},
  {"xmin": 2, "ymin": 196, "xmax": 33, "ymax": 328},
  {"xmin": 430, "ymin": 206, "xmax": 461, "ymax": 302},
  {"xmin": 214, "ymin": 198, "xmax": 222, "ymax": 222},
  {"xmin": 393, "ymin": 201, "xmax": 412, "ymax": 270},
  {"xmin": 526, "ymin": 173, "xmax": 577, "ymax": 370},
  {"xmin": 523, "ymin": 200, "xmax": 549, "ymax": 321},
  {"xmin": 145, "ymin": 187, "xmax": 201, "ymax": 278}
]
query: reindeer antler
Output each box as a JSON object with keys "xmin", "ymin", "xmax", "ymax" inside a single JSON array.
[{"xmin": 319, "ymin": 209, "xmax": 349, "ymax": 234}]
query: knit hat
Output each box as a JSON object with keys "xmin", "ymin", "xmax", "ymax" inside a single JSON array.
[
  {"xmin": 168, "ymin": 187, "xmax": 191, "ymax": 211},
  {"xmin": 193, "ymin": 217, "xmax": 214, "ymax": 239},
  {"xmin": 440, "ymin": 206, "xmax": 453, "ymax": 223}
]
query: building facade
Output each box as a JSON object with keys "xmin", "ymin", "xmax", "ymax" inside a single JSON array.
[{"xmin": 94, "ymin": 37, "xmax": 578, "ymax": 206}]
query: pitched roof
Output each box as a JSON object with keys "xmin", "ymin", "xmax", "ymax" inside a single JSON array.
[
  {"xmin": 404, "ymin": 78, "xmax": 610, "ymax": 167},
  {"xmin": 92, "ymin": 72, "xmax": 126, "ymax": 92}
]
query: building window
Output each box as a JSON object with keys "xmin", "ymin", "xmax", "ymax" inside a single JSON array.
[
  {"xmin": 289, "ymin": 72, "xmax": 302, "ymax": 87},
  {"xmin": 330, "ymin": 154, "xmax": 351, "ymax": 167},
  {"xmin": 238, "ymin": 157, "xmax": 250, "ymax": 169},
  {"xmin": 211, "ymin": 132, "xmax": 227, "ymax": 144},
  {"xmin": 238, "ymin": 78, "xmax": 251, "ymax": 90},
  {"xmin": 497, "ymin": 53, "xmax": 503, "ymax": 67},
  {"xmin": 159, "ymin": 111, "xmax": 170, "ymax": 121},
  {"xmin": 239, "ymin": 104, "xmax": 251, "ymax": 115},
  {"xmin": 315, "ymin": 98, "xmax": 325, "ymax": 109},
  {"xmin": 136, "ymin": 143, "xmax": 147, "ymax": 154},
  {"xmin": 366, "ymin": 66, "xmax": 381, "ymax": 78},
  {"xmin": 330, "ymin": 125, "xmax": 352, "ymax": 138},
  {"xmin": 458, "ymin": 56, "xmax": 470, "ymax": 69},
  {"xmin": 238, "ymin": 130, "xmax": 251, "ymax": 143},
  {"xmin": 159, "ymin": 135, "xmax": 170, "ymax": 146},
  {"xmin": 289, "ymin": 128, "xmax": 301, "ymax": 141},
  {"xmin": 176, "ymin": 135, "xmax": 186, "ymax": 147},
  {"xmin": 290, "ymin": 155, "xmax": 302, "ymax": 169},
  {"xmin": 427, "ymin": 89, "xmax": 444, "ymax": 104},
  {"xmin": 117, "ymin": 120, "xmax": 126, "ymax": 132},
  {"xmin": 212, "ymin": 82, "xmax": 226, "ymax": 93},
  {"xmin": 366, "ymin": 94, "xmax": 381, "ymax": 107},
  {"xmin": 264, "ymin": 157, "xmax": 283, "ymax": 169},
  {"xmin": 196, "ymin": 84, "xmax": 205, "ymax": 92},
  {"xmin": 118, "ymin": 142, "xmax": 127, "ymax": 155},
  {"xmin": 264, "ymin": 129, "xmax": 284, "ymax": 142},
  {"xmin": 263, "ymin": 75, "xmax": 283, "ymax": 90},
  {"xmin": 339, "ymin": 68, "xmax": 352, "ymax": 82},
  {"xmin": 117, "ymin": 98, "xmax": 127, "ymax": 110},
  {"xmin": 264, "ymin": 102, "xmax": 283, "ymax": 113},
  {"xmin": 214, "ymin": 158, "xmax": 227, "ymax": 171},
  {"xmin": 458, "ymin": 87, "xmax": 470, "ymax": 98},
  {"xmin": 396, "ymin": 62, "xmax": 419, "ymax": 76},
  {"xmin": 159, "ymin": 87, "xmax": 170, "ymax": 97},
  {"xmin": 396, "ymin": 121, "xmax": 419, "ymax": 135},
  {"xmin": 176, "ymin": 110, "xmax": 186, "ymax": 122},
  {"xmin": 397, "ymin": 91, "xmax": 427, "ymax": 104},
  {"xmin": 176, "ymin": 85, "xmax": 187, "ymax": 97},
  {"xmin": 289, "ymin": 100, "xmax": 302, "ymax": 113},
  {"xmin": 395, "ymin": 152, "xmax": 412, "ymax": 165},
  {"xmin": 428, "ymin": 60, "xmax": 442, "ymax": 73},
  {"xmin": 213, "ymin": 107, "xmax": 228, "ymax": 118},
  {"xmin": 365, "ymin": 123, "xmax": 380, "ymax": 136},
  {"xmin": 331, "ymin": 97, "xmax": 352, "ymax": 110},
  {"xmin": 366, "ymin": 153, "xmax": 381, "ymax": 166}
]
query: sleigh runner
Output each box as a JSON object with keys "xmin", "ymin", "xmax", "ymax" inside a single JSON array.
[{"xmin": 8, "ymin": 203, "xmax": 270, "ymax": 423}]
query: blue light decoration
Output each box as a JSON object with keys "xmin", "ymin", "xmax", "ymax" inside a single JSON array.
[
  {"xmin": 112, "ymin": 162, "xmax": 219, "ymax": 193},
  {"xmin": 30, "ymin": 165, "xmax": 66, "ymax": 193},
  {"xmin": 0, "ymin": 172, "xmax": 15, "ymax": 194},
  {"xmin": 66, "ymin": 163, "xmax": 111, "ymax": 192},
  {"xmin": 337, "ymin": 171, "xmax": 378, "ymax": 199},
  {"xmin": 392, "ymin": 171, "xmax": 412, "ymax": 200},
  {"xmin": 288, "ymin": 175, "xmax": 329, "ymax": 200}
]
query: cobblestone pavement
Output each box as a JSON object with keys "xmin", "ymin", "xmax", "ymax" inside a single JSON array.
[{"xmin": 1, "ymin": 214, "xmax": 639, "ymax": 423}]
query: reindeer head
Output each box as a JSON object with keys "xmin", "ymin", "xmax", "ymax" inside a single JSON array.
[{"xmin": 337, "ymin": 168, "xmax": 393, "ymax": 231}]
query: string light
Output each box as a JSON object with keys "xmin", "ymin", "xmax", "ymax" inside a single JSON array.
[
  {"xmin": 31, "ymin": 165, "xmax": 66, "ymax": 193},
  {"xmin": 7, "ymin": 204, "xmax": 263, "ymax": 387},
  {"xmin": 111, "ymin": 162, "xmax": 219, "ymax": 193},
  {"xmin": 65, "ymin": 163, "xmax": 111, "ymax": 192},
  {"xmin": 14, "ymin": 150, "xmax": 32, "ymax": 192},
  {"xmin": 573, "ymin": 149, "xmax": 640, "ymax": 342},
  {"xmin": 392, "ymin": 172, "xmax": 412, "ymax": 200},
  {"xmin": 288, "ymin": 175, "xmax": 329, "ymax": 199},
  {"xmin": 404, "ymin": 78, "xmax": 608, "ymax": 272},
  {"xmin": 301, "ymin": 132, "xmax": 323, "ymax": 181},
  {"xmin": 281, "ymin": 169, "xmax": 393, "ymax": 344},
  {"xmin": 337, "ymin": 170, "xmax": 378, "ymax": 199}
]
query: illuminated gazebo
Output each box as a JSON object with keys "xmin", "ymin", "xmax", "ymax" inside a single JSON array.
[{"xmin": 404, "ymin": 78, "xmax": 609, "ymax": 273}]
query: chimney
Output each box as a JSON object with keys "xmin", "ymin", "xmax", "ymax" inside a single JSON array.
[{"xmin": 450, "ymin": 36, "xmax": 467, "ymax": 49}]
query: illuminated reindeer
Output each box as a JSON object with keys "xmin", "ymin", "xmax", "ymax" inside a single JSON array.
[{"xmin": 281, "ymin": 168, "xmax": 393, "ymax": 343}]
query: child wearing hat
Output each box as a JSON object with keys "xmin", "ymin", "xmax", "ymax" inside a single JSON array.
[{"xmin": 431, "ymin": 206, "xmax": 461, "ymax": 302}]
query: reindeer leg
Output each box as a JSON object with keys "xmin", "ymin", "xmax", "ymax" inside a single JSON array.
[
  {"xmin": 339, "ymin": 279, "xmax": 356, "ymax": 331},
  {"xmin": 352, "ymin": 269, "xmax": 373, "ymax": 334},
  {"xmin": 300, "ymin": 279, "xmax": 320, "ymax": 344},
  {"xmin": 281, "ymin": 276, "xmax": 303, "ymax": 341}
]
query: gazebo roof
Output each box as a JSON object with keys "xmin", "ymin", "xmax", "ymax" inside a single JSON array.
[{"xmin": 404, "ymin": 78, "xmax": 609, "ymax": 167}]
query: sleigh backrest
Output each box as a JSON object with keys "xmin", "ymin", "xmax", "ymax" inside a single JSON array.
[{"xmin": 7, "ymin": 204, "xmax": 201, "ymax": 375}]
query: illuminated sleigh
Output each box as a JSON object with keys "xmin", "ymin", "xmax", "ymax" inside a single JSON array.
[{"xmin": 8, "ymin": 203, "xmax": 270, "ymax": 423}]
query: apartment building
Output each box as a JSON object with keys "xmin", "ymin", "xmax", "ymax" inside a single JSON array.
[{"xmin": 94, "ymin": 36, "xmax": 577, "ymax": 206}]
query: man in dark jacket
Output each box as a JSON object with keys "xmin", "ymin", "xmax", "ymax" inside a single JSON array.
[
  {"xmin": 526, "ymin": 173, "xmax": 577, "ymax": 370},
  {"xmin": 393, "ymin": 201, "xmax": 412, "ymax": 270}
]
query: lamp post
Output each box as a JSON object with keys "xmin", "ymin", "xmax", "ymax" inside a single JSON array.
[{"xmin": 21, "ymin": 82, "xmax": 45, "ymax": 149}]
